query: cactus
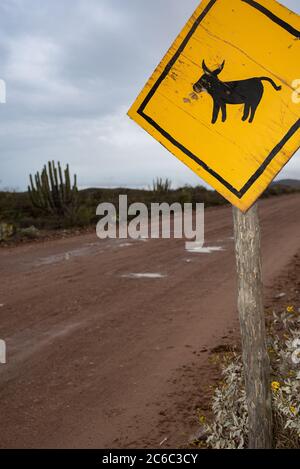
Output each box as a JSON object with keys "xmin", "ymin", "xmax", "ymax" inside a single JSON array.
[
  {"xmin": 28, "ymin": 161, "xmax": 78, "ymax": 217},
  {"xmin": 152, "ymin": 177, "xmax": 172, "ymax": 193}
]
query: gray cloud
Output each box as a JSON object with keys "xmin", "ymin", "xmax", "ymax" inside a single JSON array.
[{"xmin": 0, "ymin": 0, "xmax": 299, "ymax": 190}]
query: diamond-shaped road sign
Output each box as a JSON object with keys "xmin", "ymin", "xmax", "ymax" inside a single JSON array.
[{"xmin": 128, "ymin": 0, "xmax": 300, "ymax": 211}]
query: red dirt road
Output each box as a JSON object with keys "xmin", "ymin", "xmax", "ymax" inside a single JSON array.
[{"xmin": 0, "ymin": 194, "xmax": 299, "ymax": 449}]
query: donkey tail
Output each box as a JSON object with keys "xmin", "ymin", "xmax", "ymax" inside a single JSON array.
[{"xmin": 259, "ymin": 77, "xmax": 282, "ymax": 91}]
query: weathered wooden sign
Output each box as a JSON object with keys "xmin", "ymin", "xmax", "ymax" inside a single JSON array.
[{"xmin": 128, "ymin": 0, "xmax": 300, "ymax": 211}]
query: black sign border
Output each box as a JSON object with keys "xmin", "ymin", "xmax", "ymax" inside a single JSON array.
[{"xmin": 137, "ymin": 0, "xmax": 300, "ymax": 199}]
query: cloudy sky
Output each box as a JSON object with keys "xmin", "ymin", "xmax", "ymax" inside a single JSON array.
[{"xmin": 0, "ymin": 0, "xmax": 299, "ymax": 191}]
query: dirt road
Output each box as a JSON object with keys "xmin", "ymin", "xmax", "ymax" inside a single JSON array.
[{"xmin": 0, "ymin": 194, "xmax": 299, "ymax": 449}]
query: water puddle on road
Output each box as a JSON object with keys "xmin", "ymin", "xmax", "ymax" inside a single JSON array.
[
  {"xmin": 122, "ymin": 273, "xmax": 166, "ymax": 279},
  {"xmin": 186, "ymin": 245, "xmax": 225, "ymax": 254},
  {"xmin": 32, "ymin": 238, "xmax": 143, "ymax": 268},
  {"xmin": 34, "ymin": 245, "xmax": 100, "ymax": 267}
]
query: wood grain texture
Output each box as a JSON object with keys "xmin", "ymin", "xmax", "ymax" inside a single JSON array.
[{"xmin": 233, "ymin": 203, "xmax": 272, "ymax": 448}]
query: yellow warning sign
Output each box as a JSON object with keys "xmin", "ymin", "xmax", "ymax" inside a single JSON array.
[{"xmin": 128, "ymin": 0, "xmax": 300, "ymax": 211}]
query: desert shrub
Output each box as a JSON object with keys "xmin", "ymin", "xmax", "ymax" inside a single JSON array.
[
  {"xmin": 19, "ymin": 226, "xmax": 40, "ymax": 240},
  {"xmin": 73, "ymin": 206, "xmax": 94, "ymax": 227},
  {"xmin": 200, "ymin": 307, "xmax": 300, "ymax": 449},
  {"xmin": 0, "ymin": 222, "xmax": 15, "ymax": 241}
]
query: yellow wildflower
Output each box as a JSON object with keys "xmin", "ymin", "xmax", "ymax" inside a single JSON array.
[
  {"xmin": 287, "ymin": 305, "xmax": 295, "ymax": 314},
  {"xmin": 290, "ymin": 406, "xmax": 297, "ymax": 415},
  {"xmin": 271, "ymin": 381, "xmax": 280, "ymax": 392}
]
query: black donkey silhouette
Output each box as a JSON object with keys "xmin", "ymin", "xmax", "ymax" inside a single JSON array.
[{"xmin": 193, "ymin": 60, "xmax": 282, "ymax": 124}]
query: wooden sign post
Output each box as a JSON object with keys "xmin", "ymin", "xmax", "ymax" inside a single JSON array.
[
  {"xmin": 128, "ymin": 0, "xmax": 300, "ymax": 448},
  {"xmin": 233, "ymin": 204, "xmax": 272, "ymax": 448}
]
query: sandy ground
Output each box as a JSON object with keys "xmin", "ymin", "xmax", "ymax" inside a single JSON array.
[{"xmin": 0, "ymin": 194, "xmax": 299, "ymax": 449}]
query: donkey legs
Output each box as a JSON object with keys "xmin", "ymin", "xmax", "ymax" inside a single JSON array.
[
  {"xmin": 212, "ymin": 102, "xmax": 221, "ymax": 124},
  {"xmin": 249, "ymin": 103, "xmax": 260, "ymax": 123},
  {"xmin": 249, "ymin": 103, "xmax": 259, "ymax": 124},
  {"xmin": 248, "ymin": 93, "xmax": 263, "ymax": 123},
  {"xmin": 221, "ymin": 103, "xmax": 227, "ymax": 122},
  {"xmin": 242, "ymin": 98, "xmax": 261, "ymax": 123},
  {"xmin": 242, "ymin": 103, "xmax": 250, "ymax": 121}
]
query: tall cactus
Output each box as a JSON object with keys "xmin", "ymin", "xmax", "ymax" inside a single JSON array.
[{"xmin": 28, "ymin": 161, "xmax": 78, "ymax": 217}]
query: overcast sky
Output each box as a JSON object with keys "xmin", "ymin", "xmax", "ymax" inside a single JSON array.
[{"xmin": 0, "ymin": 0, "xmax": 299, "ymax": 191}]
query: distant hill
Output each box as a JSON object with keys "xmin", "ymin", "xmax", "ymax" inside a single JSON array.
[{"xmin": 272, "ymin": 179, "xmax": 300, "ymax": 189}]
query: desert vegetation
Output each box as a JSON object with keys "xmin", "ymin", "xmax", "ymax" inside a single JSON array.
[
  {"xmin": 28, "ymin": 161, "xmax": 79, "ymax": 220},
  {"xmin": 0, "ymin": 162, "xmax": 299, "ymax": 243},
  {"xmin": 196, "ymin": 305, "xmax": 300, "ymax": 449}
]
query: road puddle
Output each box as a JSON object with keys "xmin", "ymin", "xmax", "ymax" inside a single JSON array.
[
  {"xmin": 186, "ymin": 245, "xmax": 225, "ymax": 254},
  {"xmin": 34, "ymin": 245, "xmax": 99, "ymax": 267},
  {"xmin": 122, "ymin": 273, "xmax": 166, "ymax": 279}
]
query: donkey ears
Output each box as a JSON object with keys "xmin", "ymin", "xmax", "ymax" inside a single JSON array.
[
  {"xmin": 202, "ymin": 60, "xmax": 225, "ymax": 76},
  {"xmin": 202, "ymin": 60, "xmax": 211, "ymax": 74},
  {"xmin": 214, "ymin": 60, "xmax": 225, "ymax": 75}
]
